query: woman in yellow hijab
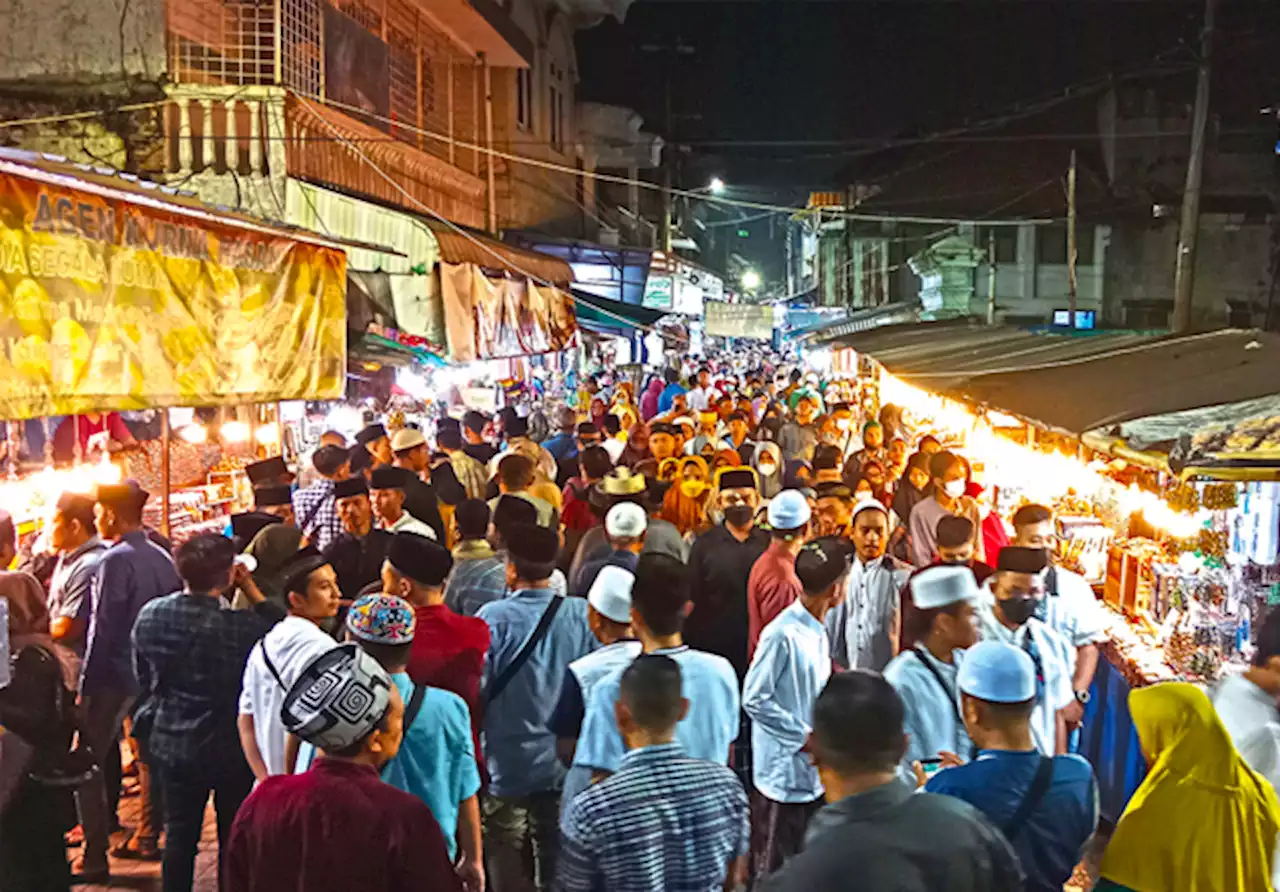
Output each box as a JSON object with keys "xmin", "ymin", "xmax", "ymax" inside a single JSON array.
[
  {"xmin": 659, "ymin": 455, "xmax": 713, "ymax": 538},
  {"xmin": 1097, "ymin": 682, "xmax": 1280, "ymax": 892}
]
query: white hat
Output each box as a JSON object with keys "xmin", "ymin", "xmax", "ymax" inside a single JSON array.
[
  {"xmin": 768, "ymin": 489, "xmax": 812, "ymax": 530},
  {"xmin": 605, "ymin": 502, "xmax": 648, "ymax": 538},
  {"xmin": 588, "ymin": 565, "xmax": 634, "ymax": 624},
  {"xmin": 911, "ymin": 565, "xmax": 980, "ymax": 610},
  {"xmin": 673, "ymin": 415, "xmax": 696, "ymax": 430},
  {"xmin": 957, "ymin": 640, "xmax": 1037, "ymax": 703},
  {"xmin": 850, "ymin": 498, "xmax": 888, "ymax": 522}
]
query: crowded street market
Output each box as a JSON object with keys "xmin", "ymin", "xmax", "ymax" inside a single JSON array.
[{"xmin": 4, "ymin": 2, "xmax": 1280, "ymax": 890}]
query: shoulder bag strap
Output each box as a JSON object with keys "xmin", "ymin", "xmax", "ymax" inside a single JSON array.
[
  {"xmin": 257, "ymin": 640, "xmax": 287, "ymax": 690},
  {"xmin": 403, "ymin": 683, "xmax": 429, "ymax": 730},
  {"xmin": 1044, "ymin": 565, "xmax": 1059, "ymax": 597},
  {"xmin": 297, "ymin": 492, "xmax": 327, "ymax": 538},
  {"xmin": 483, "ymin": 596, "xmax": 564, "ymax": 708},
  {"xmin": 1001, "ymin": 756, "xmax": 1055, "ymax": 838},
  {"xmin": 912, "ymin": 647, "xmax": 966, "ymax": 728}
]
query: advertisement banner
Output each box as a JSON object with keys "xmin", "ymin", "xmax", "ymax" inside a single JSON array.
[
  {"xmin": 0, "ymin": 171, "xmax": 348, "ymax": 419},
  {"xmin": 704, "ymin": 301, "xmax": 777, "ymax": 339}
]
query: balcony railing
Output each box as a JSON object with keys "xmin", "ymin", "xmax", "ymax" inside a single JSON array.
[{"xmin": 163, "ymin": 83, "xmax": 486, "ymax": 228}]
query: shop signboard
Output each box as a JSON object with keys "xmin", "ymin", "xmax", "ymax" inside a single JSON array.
[
  {"xmin": 642, "ymin": 273, "xmax": 674, "ymax": 310},
  {"xmin": 0, "ymin": 170, "xmax": 348, "ymax": 420},
  {"xmin": 705, "ymin": 301, "xmax": 777, "ymax": 339}
]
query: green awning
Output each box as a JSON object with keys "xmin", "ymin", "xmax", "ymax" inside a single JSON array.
[{"xmin": 572, "ymin": 290, "xmax": 665, "ymax": 332}]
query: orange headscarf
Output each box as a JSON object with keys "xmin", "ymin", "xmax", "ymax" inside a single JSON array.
[{"xmin": 660, "ymin": 456, "xmax": 713, "ymax": 537}]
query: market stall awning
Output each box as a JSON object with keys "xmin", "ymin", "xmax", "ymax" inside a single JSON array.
[
  {"xmin": 806, "ymin": 302, "xmax": 923, "ymax": 342},
  {"xmin": 572, "ymin": 289, "xmax": 664, "ymax": 333},
  {"xmin": 835, "ymin": 320, "xmax": 1280, "ymax": 438},
  {"xmin": 427, "ymin": 220, "xmax": 574, "ymax": 285}
]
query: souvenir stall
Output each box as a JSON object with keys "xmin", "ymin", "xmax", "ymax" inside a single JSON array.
[
  {"xmin": 810, "ymin": 319, "xmax": 1280, "ymax": 823},
  {"xmin": 0, "ymin": 152, "xmax": 348, "ymax": 548}
]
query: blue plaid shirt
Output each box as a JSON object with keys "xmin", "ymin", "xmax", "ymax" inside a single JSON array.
[
  {"xmin": 558, "ymin": 742, "xmax": 749, "ymax": 892},
  {"xmin": 291, "ymin": 479, "xmax": 342, "ymax": 552},
  {"xmin": 446, "ymin": 553, "xmax": 508, "ymax": 618}
]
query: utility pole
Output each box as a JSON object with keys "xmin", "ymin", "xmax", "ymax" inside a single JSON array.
[
  {"xmin": 1172, "ymin": 0, "xmax": 1216, "ymax": 333},
  {"xmin": 987, "ymin": 229, "xmax": 997, "ymax": 325},
  {"xmin": 1067, "ymin": 148, "xmax": 1078, "ymax": 329}
]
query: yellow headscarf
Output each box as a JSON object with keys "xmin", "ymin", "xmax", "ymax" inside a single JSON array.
[{"xmin": 1100, "ymin": 682, "xmax": 1280, "ymax": 892}]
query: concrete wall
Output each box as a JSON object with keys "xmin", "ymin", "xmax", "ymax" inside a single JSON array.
[
  {"xmin": 0, "ymin": 0, "xmax": 166, "ymax": 83},
  {"xmin": 1103, "ymin": 216, "xmax": 1273, "ymax": 328}
]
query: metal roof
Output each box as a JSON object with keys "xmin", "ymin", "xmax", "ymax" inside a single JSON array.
[
  {"xmin": 833, "ymin": 320, "xmax": 1280, "ymax": 436},
  {"xmin": 427, "ymin": 220, "xmax": 574, "ymax": 285}
]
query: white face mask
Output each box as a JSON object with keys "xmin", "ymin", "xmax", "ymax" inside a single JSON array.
[
  {"xmin": 758, "ymin": 462, "xmax": 777, "ymax": 477},
  {"xmin": 943, "ymin": 479, "xmax": 967, "ymax": 499}
]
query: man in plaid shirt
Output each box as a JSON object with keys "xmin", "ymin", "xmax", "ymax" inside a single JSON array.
[
  {"xmin": 131, "ymin": 534, "xmax": 283, "ymax": 892},
  {"xmin": 292, "ymin": 444, "xmax": 349, "ymax": 552},
  {"xmin": 558, "ymin": 655, "xmax": 749, "ymax": 892}
]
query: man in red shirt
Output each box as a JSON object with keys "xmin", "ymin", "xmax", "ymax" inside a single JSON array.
[
  {"xmin": 52, "ymin": 412, "xmax": 137, "ymax": 461},
  {"xmin": 746, "ymin": 490, "xmax": 811, "ymax": 659},
  {"xmin": 225, "ymin": 644, "xmax": 461, "ymax": 892},
  {"xmin": 382, "ymin": 531, "xmax": 490, "ymax": 779}
]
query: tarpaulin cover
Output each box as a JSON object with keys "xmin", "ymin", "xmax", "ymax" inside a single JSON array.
[
  {"xmin": 439, "ymin": 262, "xmax": 576, "ymax": 361},
  {"xmin": 0, "ymin": 164, "xmax": 347, "ymax": 419}
]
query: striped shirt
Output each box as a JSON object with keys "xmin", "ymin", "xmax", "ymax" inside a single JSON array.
[{"xmin": 558, "ymin": 742, "xmax": 749, "ymax": 892}]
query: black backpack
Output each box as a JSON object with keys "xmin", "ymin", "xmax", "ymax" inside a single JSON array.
[{"xmin": 0, "ymin": 645, "xmax": 96, "ymax": 788}]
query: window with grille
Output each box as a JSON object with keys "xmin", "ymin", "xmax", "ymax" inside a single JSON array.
[
  {"xmin": 978, "ymin": 226, "xmax": 1019, "ymax": 264},
  {"xmin": 1035, "ymin": 223, "xmax": 1094, "ymax": 266}
]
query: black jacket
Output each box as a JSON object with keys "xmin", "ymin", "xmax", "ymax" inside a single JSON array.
[{"xmin": 761, "ymin": 780, "xmax": 1024, "ymax": 892}]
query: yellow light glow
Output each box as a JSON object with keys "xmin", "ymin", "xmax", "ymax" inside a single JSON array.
[
  {"xmin": 179, "ymin": 423, "xmax": 208, "ymax": 444},
  {"xmin": 881, "ymin": 373, "xmax": 1207, "ymax": 538},
  {"xmin": 255, "ymin": 425, "xmax": 280, "ymax": 446},
  {"xmin": 0, "ymin": 459, "xmax": 123, "ymax": 526},
  {"xmin": 221, "ymin": 421, "xmax": 251, "ymax": 443}
]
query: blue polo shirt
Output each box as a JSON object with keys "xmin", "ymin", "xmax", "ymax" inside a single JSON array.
[
  {"xmin": 381, "ymin": 673, "xmax": 481, "ymax": 861},
  {"xmin": 926, "ymin": 749, "xmax": 1099, "ymax": 892}
]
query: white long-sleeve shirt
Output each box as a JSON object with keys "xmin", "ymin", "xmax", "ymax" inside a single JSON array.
[{"xmin": 744, "ymin": 600, "xmax": 830, "ymax": 803}]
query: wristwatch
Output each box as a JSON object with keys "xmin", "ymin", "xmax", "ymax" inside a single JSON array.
[{"xmin": 1073, "ymin": 689, "xmax": 1091, "ymax": 705}]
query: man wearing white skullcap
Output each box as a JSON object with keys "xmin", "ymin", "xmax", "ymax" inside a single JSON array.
[
  {"xmin": 883, "ymin": 565, "xmax": 982, "ymax": 774},
  {"xmin": 550, "ymin": 565, "xmax": 642, "ymax": 818},
  {"xmin": 746, "ymin": 490, "xmax": 811, "ymax": 659},
  {"xmin": 925, "ymin": 641, "xmax": 1099, "ymax": 892},
  {"xmin": 823, "ymin": 498, "xmax": 911, "ymax": 672},
  {"xmin": 225, "ymin": 644, "xmax": 462, "ymax": 891}
]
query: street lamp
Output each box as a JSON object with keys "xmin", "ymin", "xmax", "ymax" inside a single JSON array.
[
  {"xmin": 741, "ymin": 269, "xmax": 761, "ymax": 291},
  {"xmin": 708, "ymin": 177, "xmax": 726, "ymax": 195}
]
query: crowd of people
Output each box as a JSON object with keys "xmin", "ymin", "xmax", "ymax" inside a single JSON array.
[{"xmin": 2, "ymin": 356, "xmax": 1280, "ymax": 892}]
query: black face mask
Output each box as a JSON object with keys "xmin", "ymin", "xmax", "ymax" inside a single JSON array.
[
  {"xmin": 723, "ymin": 505, "xmax": 755, "ymax": 528},
  {"xmin": 998, "ymin": 595, "xmax": 1040, "ymax": 626}
]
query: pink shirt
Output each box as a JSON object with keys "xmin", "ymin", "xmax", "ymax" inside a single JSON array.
[{"xmin": 746, "ymin": 539, "xmax": 803, "ymax": 661}]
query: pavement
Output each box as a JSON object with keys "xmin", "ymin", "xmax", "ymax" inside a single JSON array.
[{"xmin": 71, "ymin": 788, "xmax": 219, "ymax": 892}]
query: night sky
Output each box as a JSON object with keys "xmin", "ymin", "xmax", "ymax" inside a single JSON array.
[{"xmin": 577, "ymin": 1, "xmax": 1279, "ymax": 193}]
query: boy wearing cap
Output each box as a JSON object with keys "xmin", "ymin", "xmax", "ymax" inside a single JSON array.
[
  {"xmin": 744, "ymin": 536, "xmax": 850, "ymax": 877},
  {"xmin": 572, "ymin": 555, "xmax": 739, "ymax": 824},
  {"xmin": 1009, "ymin": 504, "xmax": 1105, "ymax": 737},
  {"xmin": 746, "ymin": 490, "xmax": 810, "ymax": 660},
  {"xmin": 226, "ymin": 645, "xmax": 462, "ymax": 892},
  {"xmin": 687, "ymin": 467, "xmax": 769, "ymax": 682},
  {"xmin": 976, "ymin": 547, "xmax": 1076, "ymax": 755},
  {"xmin": 237, "ymin": 548, "xmax": 341, "ymax": 781},
  {"xmin": 356, "ymin": 423, "xmax": 394, "ymax": 465},
  {"xmin": 346, "ymin": 594, "xmax": 484, "ymax": 891},
  {"xmin": 370, "ymin": 466, "xmax": 438, "ymax": 540},
  {"xmin": 477, "ymin": 523, "xmax": 597, "ymax": 892},
  {"xmin": 384, "ymin": 532, "xmax": 490, "ymax": 784},
  {"xmin": 824, "ymin": 499, "xmax": 910, "ymax": 673},
  {"xmin": 551, "ymin": 565, "xmax": 642, "ymax": 817},
  {"xmin": 883, "ymin": 565, "xmax": 981, "ymax": 774},
  {"xmin": 323, "ymin": 477, "xmax": 394, "ymax": 600},
  {"xmin": 926, "ymin": 641, "xmax": 1098, "ymax": 892},
  {"xmin": 571, "ymin": 502, "xmax": 646, "ymax": 597}
]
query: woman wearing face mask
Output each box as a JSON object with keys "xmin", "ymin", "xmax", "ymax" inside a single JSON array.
[
  {"xmin": 753, "ymin": 441, "xmax": 784, "ymax": 499},
  {"xmin": 660, "ymin": 456, "xmax": 714, "ymax": 538}
]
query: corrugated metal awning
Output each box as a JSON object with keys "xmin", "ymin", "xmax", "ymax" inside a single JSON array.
[
  {"xmin": 837, "ymin": 320, "xmax": 1280, "ymax": 437},
  {"xmin": 429, "ymin": 221, "xmax": 574, "ymax": 286}
]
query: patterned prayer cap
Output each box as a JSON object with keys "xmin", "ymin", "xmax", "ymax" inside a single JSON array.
[{"xmin": 281, "ymin": 644, "xmax": 393, "ymax": 752}]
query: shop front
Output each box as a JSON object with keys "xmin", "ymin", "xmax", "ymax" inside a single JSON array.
[
  {"xmin": 809, "ymin": 318, "xmax": 1280, "ymax": 822},
  {"xmin": 0, "ymin": 151, "xmax": 349, "ymax": 544}
]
